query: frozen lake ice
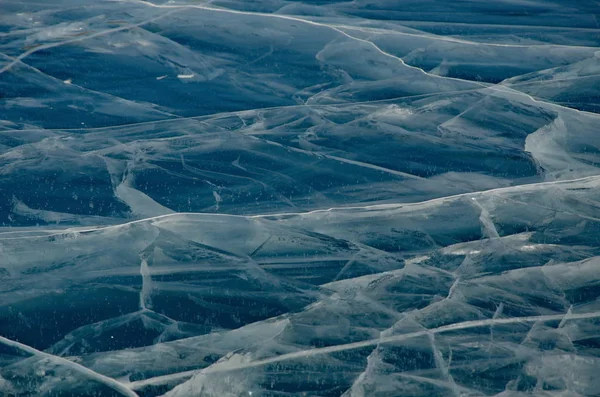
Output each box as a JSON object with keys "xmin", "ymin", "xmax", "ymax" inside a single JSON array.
[{"xmin": 1, "ymin": 0, "xmax": 600, "ymax": 396}]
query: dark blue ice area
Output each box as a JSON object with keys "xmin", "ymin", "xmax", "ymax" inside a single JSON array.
[{"xmin": 1, "ymin": 0, "xmax": 600, "ymax": 396}]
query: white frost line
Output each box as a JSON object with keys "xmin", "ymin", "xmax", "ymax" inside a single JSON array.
[
  {"xmin": 0, "ymin": 336, "xmax": 139, "ymax": 397},
  {"xmin": 0, "ymin": 1, "xmax": 596, "ymax": 135},
  {"xmin": 119, "ymin": 0, "xmax": 488, "ymax": 88},
  {"xmin": 331, "ymin": 23, "xmax": 600, "ymax": 49},
  {"xmin": 258, "ymin": 136, "xmax": 425, "ymax": 180},
  {"xmin": 0, "ymin": 86, "xmax": 487, "ymax": 135},
  {"xmin": 139, "ymin": 256, "xmax": 154, "ymax": 310},
  {"xmin": 429, "ymin": 333, "xmax": 461, "ymax": 397},
  {"xmin": 114, "ymin": 1, "xmax": 600, "ymax": 119},
  {"xmin": 507, "ymin": 73, "xmax": 600, "ymax": 86},
  {"xmin": 399, "ymin": 19, "xmax": 600, "ymax": 33},
  {"xmin": 129, "ymin": 309, "xmax": 600, "ymax": 390},
  {"xmin": 0, "ymin": 9, "xmax": 181, "ymax": 75},
  {"xmin": 325, "ymin": 153, "xmax": 426, "ymax": 180},
  {"xmin": 3, "ymin": 77, "xmax": 598, "ymax": 135},
  {"xmin": 0, "ymin": 174, "xmax": 599, "ymax": 241}
]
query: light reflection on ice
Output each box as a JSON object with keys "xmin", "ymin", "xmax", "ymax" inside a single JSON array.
[{"xmin": 1, "ymin": 0, "xmax": 600, "ymax": 396}]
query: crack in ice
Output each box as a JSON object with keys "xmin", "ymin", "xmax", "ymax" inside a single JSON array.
[
  {"xmin": 128, "ymin": 309, "xmax": 600, "ymax": 390},
  {"xmin": 0, "ymin": 336, "xmax": 139, "ymax": 397}
]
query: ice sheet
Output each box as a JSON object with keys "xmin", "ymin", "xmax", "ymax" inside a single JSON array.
[{"xmin": 1, "ymin": 0, "xmax": 600, "ymax": 396}]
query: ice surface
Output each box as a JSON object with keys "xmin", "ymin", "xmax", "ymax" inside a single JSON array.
[{"xmin": 1, "ymin": 0, "xmax": 600, "ymax": 396}]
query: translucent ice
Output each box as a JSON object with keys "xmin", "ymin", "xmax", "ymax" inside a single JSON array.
[{"xmin": 1, "ymin": 0, "xmax": 600, "ymax": 396}]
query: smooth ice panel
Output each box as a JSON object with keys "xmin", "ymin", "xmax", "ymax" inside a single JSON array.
[{"xmin": 1, "ymin": 0, "xmax": 600, "ymax": 396}]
